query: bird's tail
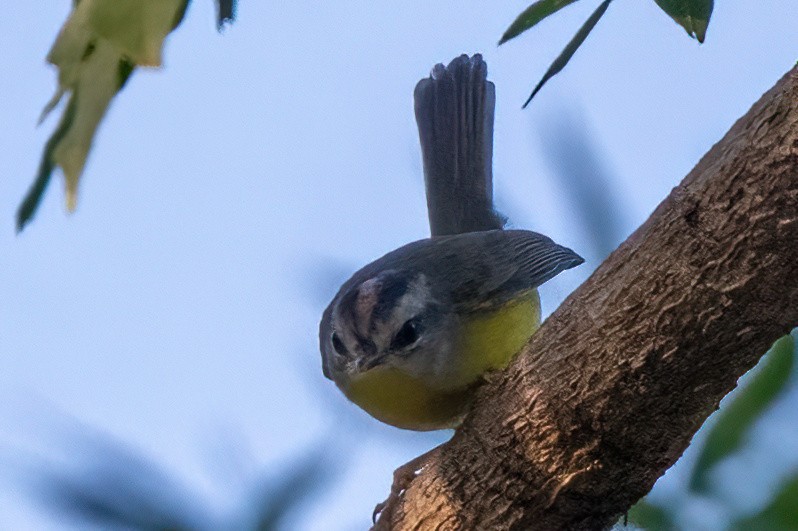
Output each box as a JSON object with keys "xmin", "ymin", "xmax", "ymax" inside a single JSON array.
[{"xmin": 414, "ymin": 54, "xmax": 505, "ymax": 237}]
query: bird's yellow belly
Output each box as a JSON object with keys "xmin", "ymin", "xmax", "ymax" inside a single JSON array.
[
  {"xmin": 343, "ymin": 292, "xmax": 540, "ymax": 430},
  {"xmin": 344, "ymin": 368, "xmax": 473, "ymax": 430}
]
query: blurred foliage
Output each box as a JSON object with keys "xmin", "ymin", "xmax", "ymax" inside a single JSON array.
[
  {"xmin": 539, "ymin": 110, "xmax": 625, "ymax": 260},
  {"xmin": 500, "ymin": 0, "xmax": 714, "ymax": 105},
  {"xmin": 730, "ymin": 473, "xmax": 798, "ymax": 530},
  {"xmin": 626, "ymin": 333, "xmax": 797, "ymax": 529},
  {"xmin": 28, "ymin": 427, "xmax": 336, "ymax": 531},
  {"xmin": 251, "ymin": 450, "xmax": 333, "ymax": 530},
  {"xmin": 689, "ymin": 335, "xmax": 795, "ymax": 493},
  {"xmin": 625, "ymin": 499, "xmax": 675, "ymax": 530}
]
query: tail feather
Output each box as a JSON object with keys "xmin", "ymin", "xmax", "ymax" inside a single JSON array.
[{"xmin": 414, "ymin": 54, "xmax": 505, "ymax": 237}]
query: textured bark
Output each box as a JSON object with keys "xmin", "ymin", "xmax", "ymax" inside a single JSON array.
[{"xmin": 375, "ymin": 66, "xmax": 798, "ymax": 530}]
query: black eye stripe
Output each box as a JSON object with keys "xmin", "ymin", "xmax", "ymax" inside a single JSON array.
[{"xmin": 372, "ymin": 273, "xmax": 411, "ymax": 321}]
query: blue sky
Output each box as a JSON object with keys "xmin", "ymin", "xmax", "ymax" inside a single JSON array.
[{"xmin": 1, "ymin": 1, "xmax": 797, "ymax": 529}]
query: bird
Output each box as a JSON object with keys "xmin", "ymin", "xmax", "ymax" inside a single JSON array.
[{"xmin": 319, "ymin": 54, "xmax": 583, "ymax": 431}]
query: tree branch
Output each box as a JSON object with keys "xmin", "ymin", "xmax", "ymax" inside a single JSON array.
[{"xmin": 375, "ymin": 65, "xmax": 798, "ymax": 530}]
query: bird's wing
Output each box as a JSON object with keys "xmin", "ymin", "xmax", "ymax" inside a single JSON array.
[{"xmin": 433, "ymin": 230, "xmax": 584, "ymax": 312}]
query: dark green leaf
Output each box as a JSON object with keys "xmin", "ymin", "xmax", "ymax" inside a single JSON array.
[
  {"xmin": 171, "ymin": 0, "xmax": 192, "ymax": 31},
  {"xmin": 499, "ymin": 0, "xmax": 582, "ymax": 45},
  {"xmin": 117, "ymin": 59, "xmax": 136, "ymax": 90},
  {"xmin": 523, "ymin": 0, "xmax": 613, "ymax": 107},
  {"xmin": 731, "ymin": 473, "xmax": 798, "ymax": 530},
  {"xmin": 626, "ymin": 498, "xmax": 676, "ymax": 530},
  {"xmin": 16, "ymin": 94, "xmax": 79, "ymax": 232},
  {"xmin": 653, "ymin": 0, "xmax": 713, "ymax": 43},
  {"xmin": 689, "ymin": 334, "xmax": 795, "ymax": 493},
  {"xmin": 217, "ymin": 0, "xmax": 237, "ymax": 30}
]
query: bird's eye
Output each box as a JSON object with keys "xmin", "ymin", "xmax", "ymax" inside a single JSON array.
[
  {"xmin": 392, "ymin": 319, "xmax": 419, "ymax": 350},
  {"xmin": 331, "ymin": 332, "xmax": 347, "ymax": 355}
]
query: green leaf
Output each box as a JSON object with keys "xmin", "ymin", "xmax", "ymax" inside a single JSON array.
[
  {"xmin": 172, "ymin": 0, "xmax": 191, "ymax": 31},
  {"xmin": 626, "ymin": 498, "xmax": 676, "ymax": 530},
  {"xmin": 499, "ymin": 0, "xmax": 582, "ymax": 45},
  {"xmin": 117, "ymin": 59, "xmax": 136, "ymax": 90},
  {"xmin": 523, "ymin": 0, "xmax": 613, "ymax": 107},
  {"xmin": 86, "ymin": 0, "xmax": 189, "ymax": 67},
  {"xmin": 653, "ymin": 0, "xmax": 713, "ymax": 43},
  {"xmin": 17, "ymin": 95, "xmax": 79, "ymax": 232},
  {"xmin": 216, "ymin": 0, "xmax": 237, "ymax": 30},
  {"xmin": 689, "ymin": 334, "xmax": 795, "ymax": 493},
  {"xmin": 731, "ymin": 473, "xmax": 798, "ymax": 530},
  {"xmin": 18, "ymin": 0, "xmax": 191, "ymax": 230}
]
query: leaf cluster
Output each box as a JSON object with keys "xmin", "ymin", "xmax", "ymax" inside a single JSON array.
[
  {"xmin": 499, "ymin": 0, "xmax": 713, "ymax": 106},
  {"xmin": 17, "ymin": 0, "xmax": 237, "ymax": 232}
]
